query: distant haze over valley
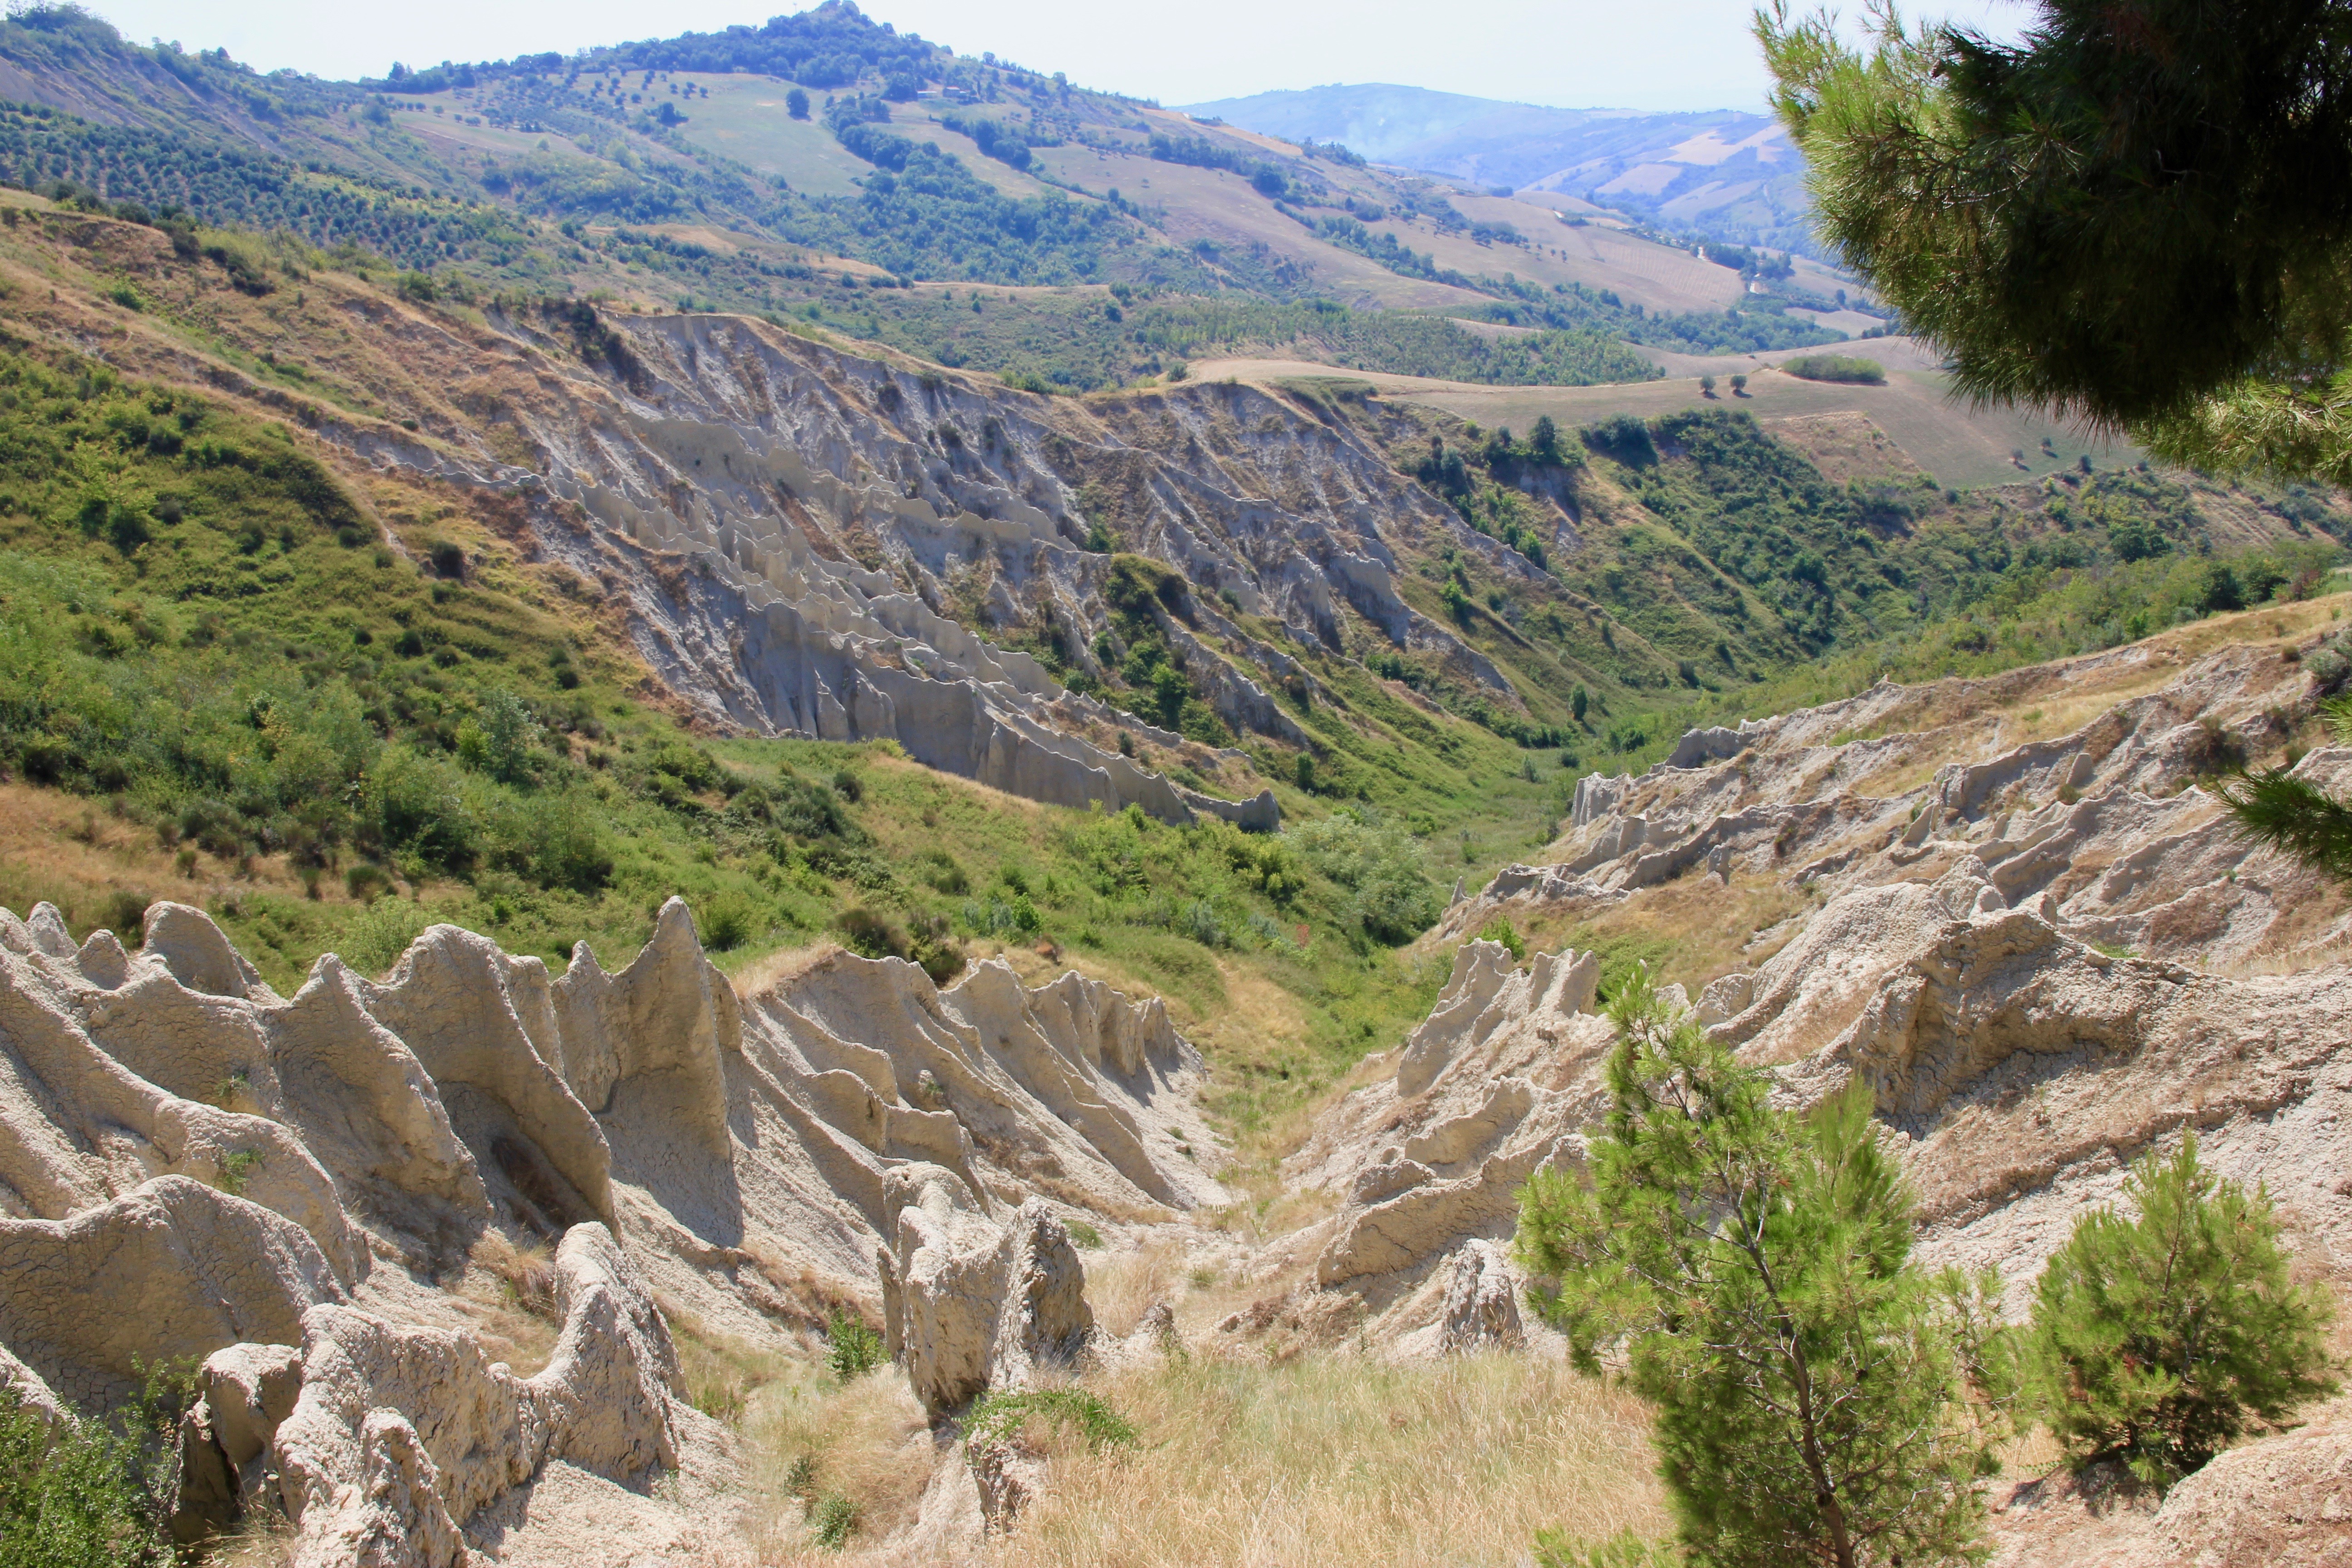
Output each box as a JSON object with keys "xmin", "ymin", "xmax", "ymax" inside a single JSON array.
[{"xmin": 1186, "ymin": 83, "xmax": 1810, "ymax": 251}]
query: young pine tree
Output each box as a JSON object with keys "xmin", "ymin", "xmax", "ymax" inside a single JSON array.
[
  {"xmin": 1516, "ymin": 972, "xmax": 1995, "ymax": 1568},
  {"xmin": 2022, "ymin": 1135, "xmax": 2338, "ymax": 1490}
]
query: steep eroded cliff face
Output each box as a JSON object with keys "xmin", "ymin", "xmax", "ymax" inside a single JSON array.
[
  {"xmin": 1264, "ymin": 634, "xmax": 2352, "ymax": 1565},
  {"xmin": 316, "ymin": 304, "xmax": 1526, "ymax": 830},
  {"xmin": 0, "ymin": 897, "xmax": 1220, "ymax": 1563}
]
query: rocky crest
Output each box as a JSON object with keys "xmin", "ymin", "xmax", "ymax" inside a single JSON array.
[
  {"xmin": 0, "ymin": 895, "xmax": 1218, "ymax": 1562},
  {"xmin": 1264, "ymin": 636, "xmax": 2352, "ymax": 1562},
  {"xmin": 321, "ymin": 307, "xmax": 1530, "ymax": 832}
]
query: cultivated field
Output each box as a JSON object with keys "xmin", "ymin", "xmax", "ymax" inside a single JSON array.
[{"xmin": 1190, "ymin": 336, "xmax": 2145, "ymax": 489}]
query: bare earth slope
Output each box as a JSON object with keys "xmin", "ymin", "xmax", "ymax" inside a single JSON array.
[
  {"xmin": 0, "ymin": 201, "xmax": 1583, "ymax": 833},
  {"xmin": 0, "ymin": 896, "xmax": 1218, "ymax": 1563},
  {"xmin": 1262, "ymin": 612, "xmax": 2352, "ymax": 1565}
]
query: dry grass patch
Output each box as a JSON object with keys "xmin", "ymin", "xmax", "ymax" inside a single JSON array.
[
  {"xmin": 739, "ymin": 1363, "xmax": 937, "ymax": 1562},
  {"xmin": 446, "ymin": 1231, "xmax": 562, "ymax": 1377},
  {"xmin": 1204, "ymin": 1178, "xmax": 1345, "ymax": 1253},
  {"xmin": 0, "ymin": 783, "xmax": 317, "ymax": 940},
  {"xmin": 728, "ymin": 941, "xmax": 841, "ymax": 999},
  {"xmin": 1499, "ymin": 873, "xmax": 1812, "ymax": 1000},
  {"xmin": 659, "ymin": 1294, "xmax": 794, "ymax": 1425},
  {"xmin": 1084, "ymin": 1239, "xmax": 1189, "ymax": 1341},
  {"xmin": 990, "ymin": 1350, "xmax": 1664, "ymax": 1568},
  {"xmin": 201, "ymin": 1518, "xmax": 297, "ymax": 1567}
]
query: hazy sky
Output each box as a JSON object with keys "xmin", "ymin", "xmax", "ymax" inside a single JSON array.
[{"xmin": 78, "ymin": 0, "xmax": 2027, "ymax": 113}]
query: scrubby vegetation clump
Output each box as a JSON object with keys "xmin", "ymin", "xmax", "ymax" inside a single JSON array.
[
  {"xmin": 0, "ymin": 1359, "xmax": 198, "ymax": 1568},
  {"xmin": 1517, "ymin": 973, "xmax": 1998, "ymax": 1568},
  {"xmin": 2019, "ymin": 1136, "xmax": 2339, "ymax": 1490},
  {"xmin": 1778, "ymin": 353, "xmax": 1885, "ymax": 385}
]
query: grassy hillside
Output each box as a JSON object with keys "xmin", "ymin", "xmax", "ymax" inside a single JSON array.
[
  {"xmin": 0, "ymin": 204, "xmax": 1539, "ymax": 1153},
  {"xmin": 0, "ymin": 323, "xmax": 1491, "ymax": 1151},
  {"xmin": 1250, "ymin": 387, "xmax": 2344, "ymax": 764},
  {"xmin": 0, "ymin": 194, "xmax": 2338, "ymax": 1162},
  {"xmin": 0, "ymin": 3, "xmax": 1863, "ymax": 400}
]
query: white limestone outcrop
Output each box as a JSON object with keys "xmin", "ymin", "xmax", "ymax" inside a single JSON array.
[
  {"xmin": 1294, "ymin": 638, "xmax": 2352, "ymax": 1347},
  {"xmin": 878, "ymin": 1164, "xmax": 1096, "ymax": 1417},
  {"xmin": 0, "ymin": 891, "xmax": 1216, "ymax": 1563}
]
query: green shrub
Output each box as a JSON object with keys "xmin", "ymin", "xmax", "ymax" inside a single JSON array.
[
  {"xmin": 0, "ymin": 1362, "xmax": 195, "ymax": 1568},
  {"xmin": 1289, "ymin": 812, "xmax": 1441, "ymax": 946},
  {"xmin": 837, "ymin": 905, "xmax": 898, "ymax": 960},
  {"xmin": 1779, "ymin": 354, "xmax": 1886, "ymax": 385},
  {"xmin": 965, "ymin": 1387, "xmax": 1137, "ymax": 1454},
  {"xmin": 916, "ymin": 849, "xmax": 969, "ymax": 894},
  {"xmin": 2022, "ymin": 1135, "xmax": 2338, "ymax": 1489},
  {"xmin": 366, "ymin": 746, "xmax": 478, "ymax": 871},
  {"xmin": 1516, "ymin": 972, "xmax": 1994, "ymax": 1568},
  {"xmin": 1581, "ymin": 413, "xmax": 1656, "ymax": 464},
  {"xmin": 1065, "ymin": 1220, "xmax": 1104, "ymax": 1250},
  {"xmin": 334, "ymin": 897, "xmax": 434, "ymax": 978},
  {"xmin": 698, "ymin": 894, "xmax": 757, "ymax": 952},
  {"xmin": 215, "ymin": 1148, "xmax": 263, "ymax": 1196},
  {"xmin": 904, "ymin": 915, "xmax": 965, "ymax": 985},
  {"xmin": 1103, "ymin": 553, "xmax": 1187, "ymax": 617},
  {"xmin": 808, "ymin": 1490, "xmax": 858, "ymax": 1549},
  {"xmin": 1475, "ymin": 916, "xmax": 1527, "ymax": 960},
  {"xmin": 494, "ymin": 788, "xmax": 612, "ymax": 893},
  {"xmin": 824, "ymin": 1311, "xmax": 884, "ymax": 1381},
  {"xmin": 102, "ymin": 892, "xmax": 148, "ymax": 942}
]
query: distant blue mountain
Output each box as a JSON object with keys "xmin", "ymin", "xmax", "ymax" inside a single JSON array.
[{"xmin": 1182, "ymin": 83, "xmax": 1813, "ymax": 252}]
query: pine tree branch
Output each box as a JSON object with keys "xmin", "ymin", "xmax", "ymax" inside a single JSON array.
[{"xmin": 2215, "ymin": 768, "xmax": 2352, "ymax": 882}]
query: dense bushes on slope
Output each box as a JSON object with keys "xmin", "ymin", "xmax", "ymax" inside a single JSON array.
[
  {"xmin": 1130, "ymin": 298, "xmax": 1656, "ymax": 387},
  {"xmin": 0, "ymin": 349, "xmax": 618, "ymax": 895},
  {"xmin": 1569, "ymin": 407, "xmax": 2342, "ymax": 663},
  {"xmin": 1356, "ymin": 401, "xmax": 2341, "ymax": 775},
  {"xmin": 0, "ymin": 336, "xmax": 1472, "ymax": 1139},
  {"xmin": 790, "ymin": 135, "xmax": 1138, "ymax": 286},
  {"xmin": 1475, "ymin": 279, "xmax": 1845, "ymax": 357},
  {"xmin": 783, "ymin": 284, "xmax": 1664, "ymax": 392},
  {"xmin": 1779, "ymin": 353, "xmax": 1886, "ymax": 385},
  {"xmin": 0, "ymin": 1377, "xmax": 185, "ymax": 1568}
]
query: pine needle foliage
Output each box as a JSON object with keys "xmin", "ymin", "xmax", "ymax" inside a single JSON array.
[
  {"xmin": 1515, "ymin": 971, "xmax": 1995, "ymax": 1568},
  {"xmin": 2020, "ymin": 1136, "xmax": 2338, "ymax": 1490},
  {"xmin": 2216, "ymin": 694, "xmax": 2352, "ymax": 880},
  {"xmin": 1756, "ymin": 0, "xmax": 2352, "ymax": 485},
  {"xmin": 2216, "ymin": 767, "xmax": 2352, "ymax": 882}
]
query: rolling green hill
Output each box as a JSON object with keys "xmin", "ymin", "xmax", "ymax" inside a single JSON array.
[{"xmin": 0, "ymin": 2, "xmax": 1861, "ymax": 399}]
